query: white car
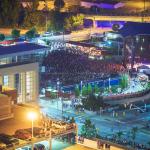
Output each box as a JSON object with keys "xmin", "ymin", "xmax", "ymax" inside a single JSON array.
[{"xmin": 41, "ymin": 32, "xmax": 53, "ymax": 37}]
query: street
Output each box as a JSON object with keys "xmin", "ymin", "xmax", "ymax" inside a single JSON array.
[{"xmin": 38, "ymin": 97, "xmax": 150, "ymax": 146}]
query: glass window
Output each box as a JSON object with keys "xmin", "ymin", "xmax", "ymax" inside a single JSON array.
[{"xmin": 3, "ymin": 75, "xmax": 8, "ymax": 86}]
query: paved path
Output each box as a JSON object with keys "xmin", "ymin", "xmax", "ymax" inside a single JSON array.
[
  {"xmin": 85, "ymin": 15, "xmax": 150, "ymax": 23},
  {"xmin": 106, "ymin": 91, "xmax": 150, "ymax": 105},
  {"xmin": 64, "ymin": 144, "xmax": 94, "ymax": 150}
]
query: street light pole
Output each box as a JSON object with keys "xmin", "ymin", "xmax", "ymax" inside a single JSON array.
[
  {"xmin": 31, "ymin": 119, "xmax": 34, "ymax": 138},
  {"xmin": 27, "ymin": 111, "xmax": 37, "ymax": 139},
  {"xmin": 80, "ymin": 81, "xmax": 83, "ymax": 97},
  {"xmin": 57, "ymin": 78, "xmax": 60, "ymax": 110},
  {"xmin": 61, "ymin": 97, "xmax": 63, "ymax": 120},
  {"xmin": 49, "ymin": 128, "xmax": 52, "ymax": 150}
]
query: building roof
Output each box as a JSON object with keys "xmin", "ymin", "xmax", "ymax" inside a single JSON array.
[
  {"xmin": 0, "ymin": 61, "xmax": 36, "ymax": 69},
  {"xmin": 82, "ymin": 0, "xmax": 119, "ymax": 5},
  {"xmin": 119, "ymin": 22, "xmax": 150, "ymax": 37},
  {"xmin": 0, "ymin": 43, "xmax": 48, "ymax": 57}
]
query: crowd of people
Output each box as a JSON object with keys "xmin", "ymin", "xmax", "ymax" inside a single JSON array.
[
  {"xmin": 42, "ymin": 48, "xmax": 125, "ymax": 86},
  {"xmin": 66, "ymin": 41, "xmax": 102, "ymax": 57}
]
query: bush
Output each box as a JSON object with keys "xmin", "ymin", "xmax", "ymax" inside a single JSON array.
[
  {"xmin": 81, "ymin": 119, "xmax": 97, "ymax": 139},
  {"xmin": 0, "ymin": 34, "xmax": 5, "ymax": 41},
  {"xmin": 25, "ymin": 27, "xmax": 37, "ymax": 39},
  {"xmin": 11, "ymin": 29, "xmax": 20, "ymax": 39},
  {"xmin": 82, "ymin": 94, "xmax": 105, "ymax": 111}
]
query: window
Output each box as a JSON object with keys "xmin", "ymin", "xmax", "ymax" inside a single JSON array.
[{"xmin": 3, "ymin": 75, "xmax": 8, "ymax": 86}]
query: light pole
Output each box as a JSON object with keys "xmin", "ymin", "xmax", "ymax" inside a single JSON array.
[
  {"xmin": 80, "ymin": 81, "xmax": 83, "ymax": 97},
  {"xmin": 108, "ymin": 78, "xmax": 111, "ymax": 90},
  {"xmin": 61, "ymin": 97, "xmax": 63, "ymax": 120},
  {"xmin": 57, "ymin": 78, "xmax": 60, "ymax": 110},
  {"xmin": 27, "ymin": 111, "xmax": 37, "ymax": 138}
]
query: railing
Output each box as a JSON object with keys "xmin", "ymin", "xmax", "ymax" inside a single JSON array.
[
  {"xmin": 6, "ymin": 127, "xmax": 77, "ymax": 150},
  {"xmin": 103, "ymin": 88, "xmax": 150, "ymax": 101},
  {"xmin": 77, "ymin": 136, "xmax": 135, "ymax": 150}
]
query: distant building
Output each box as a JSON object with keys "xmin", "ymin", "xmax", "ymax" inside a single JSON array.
[
  {"xmin": 20, "ymin": 0, "xmax": 80, "ymax": 12},
  {"xmin": 119, "ymin": 22, "xmax": 150, "ymax": 69},
  {"xmin": 80, "ymin": 0, "xmax": 124, "ymax": 10}
]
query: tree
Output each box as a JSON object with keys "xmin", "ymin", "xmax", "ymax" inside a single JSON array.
[
  {"xmin": 54, "ymin": 0, "xmax": 65, "ymax": 11},
  {"xmin": 64, "ymin": 17, "xmax": 72, "ymax": 31},
  {"xmin": 82, "ymin": 94, "xmax": 105, "ymax": 111},
  {"xmin": 47, "ymin": 11, "xmax": 65, "ymax": 32},
  {"xmin": 64, "ymin": 14, "xmax": 84, "ymax": 31},
  {"xmin": 0, "ymin": 34, "xmax": 5, "ymax": 41},
  {"xmin": 23, "ymin": 11, "xmax": 45, "ymax": 28},
  {"xmin": 81, "ymin": 119, "xmax": 97, "ymax": 139},
  {"xmin": 75, "ymin": 85, "xmax": 80, "ymax": 97},
  {"xmin": 82, "ymin": 86, "xmax": 88, "ymax": 96},
  {"xmin": 116, "ymin": 131, "xmax": 123, "ymax": 140},
  {"xmin": 131, "ymin": 127, "xmax": 138, "ymax": 146},
  {"xmin": 94, "ymin": 84, "xmax": 99, "ymax": 94},
  {"xmin": 147, "ymin": 141, "xmax": 150, "ymax": 148},
  {"xmin": 111, "ymin": 86, "xmax": 118, "ymax": 93},
  {"xmin": 32, "ymin": 0, "xmax": 39, "ymax": 11},
  {"xmin": 120, "ymin": 74, "xmax": 129, "ymax": 89},
  {"xmin": 70, "ymin": 117, "xmax": 75, "ymax": 123},
  {"xmin": 11, "ymin": 29, "xmax": 20, "ymax": 39},
  {"xmin": 87, "ymin": 84, "xmax": 92, "ymax": 94},
  {"xmin": 25, "ymin": 27, "xmax": 37, "ymax": 39},
  {"xmin": 0, "ymin": 0, "xmax": 19, "ymax": 26}
]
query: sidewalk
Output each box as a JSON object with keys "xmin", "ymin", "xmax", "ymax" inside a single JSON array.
[{"xmin": 64, "ymin": 144, "xmax": 94, "ymax": 150}]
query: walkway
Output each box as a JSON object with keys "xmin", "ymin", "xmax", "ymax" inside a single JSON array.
[
  {"xmin": 85, "ymin": 15, "xmax": 150, "ymax": 23},
  {"xmin": 64, "ymin": 144, "xmax": 94, "ymax": 150},
  {"xmin": 106, "ymin": 91, "xmax": 150, "ymax": 105}
]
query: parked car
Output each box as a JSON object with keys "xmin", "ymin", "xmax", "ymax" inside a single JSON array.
[
  {"xmin": 64, "ymin": 30, "xmax": 71, "ymax": 35},
  {"xmin": 40, "ymin": 32, "xmax": 53, "ymax": 37},
  {"xmin": 52, "ymin": 121, "xmax": 67, "ymax": 130},
  {"xmin": 66, "ymin": 123, "xmax": 76, "ymax": 130},
  {"xmin": 51, "ymin": 127, "xmax": 63, "ymax": 135},
  {"xmin": 34, "ymin": 143, "xmax": 46, "ymax": 150},
  {"xmin": 25, "ymin": 127, "xmax": 44, "ymax": 138},
  {"xmin": 0, "ymin": 141, "xmax": 6, "ymax": 150},
  {"xmin": 15, "ymin": 129, "xmax": 32, "ymax": 140},
  {"xmin": 20, "ymin": 144, "xmax": 46, "ymax": 150},
  {"xmin": 0, "ymin": 134, "xmax": 19, "ymax": 145},
  {"xmin": 53, "ymin": 32, "xmax": 63, "ymax": 36},
  {"xmin": 0, "ymin": 134, "xmax": 14, "ymax": 148}
]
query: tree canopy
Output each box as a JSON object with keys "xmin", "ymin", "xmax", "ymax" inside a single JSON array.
[
  {"xmin": 81, "ymin": 119, "xmax": 97, "ymax": 139},
  {"xmin": 11, "ymin": 29, "xmax": 20, "ymax": 39},
  {"xmin": 54, "ymin": 0, "xmax": 65, "ymax": 11},
  {"xmin": 0, "ymin": 34, "xmax": 5, "ymax": 42},
  {"xmin": 120, "ymin": 74, "xmax": 129, "ymax": 89},
  {"xmin": 75, "ymin": 85, "xmax": 80, "ymax": 97},
  {"xmin": 23, "ymin": 11, "xmax": 45, "ymax": 29},
  {"xmin": 64, "ymin": 14, "xmax": 84, "ymax": 31},
  {"xmin": 82, "ymin": 94, "xmax": 106, "ymax": 111},
  {"xmin": 47, "ymin": 11, "xmax": 66, "ymax": 32},
  {"xmin": 32, "ymin": 0, "xmax": 39, "ymax": 11},
  {"xmin": 25, "ymin": 28, "xmax": 37, "ymax": 39},
  {"xmin": 0, "ymin": 0, "xmax": 20, "ymax": 27}
]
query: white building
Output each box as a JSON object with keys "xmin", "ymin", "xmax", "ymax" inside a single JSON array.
[
  {"xmin": 0, "ymin": 62, "xmax": 39, "ymax": 103},
  {"xmin": 0, "ymin": 42, "xmax": 49, "ymax": 103}
]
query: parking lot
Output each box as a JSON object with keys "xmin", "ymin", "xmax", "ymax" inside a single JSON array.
[{"xmin": 0, "ymin": 105, "xmax": 76, "ymax": 150}]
